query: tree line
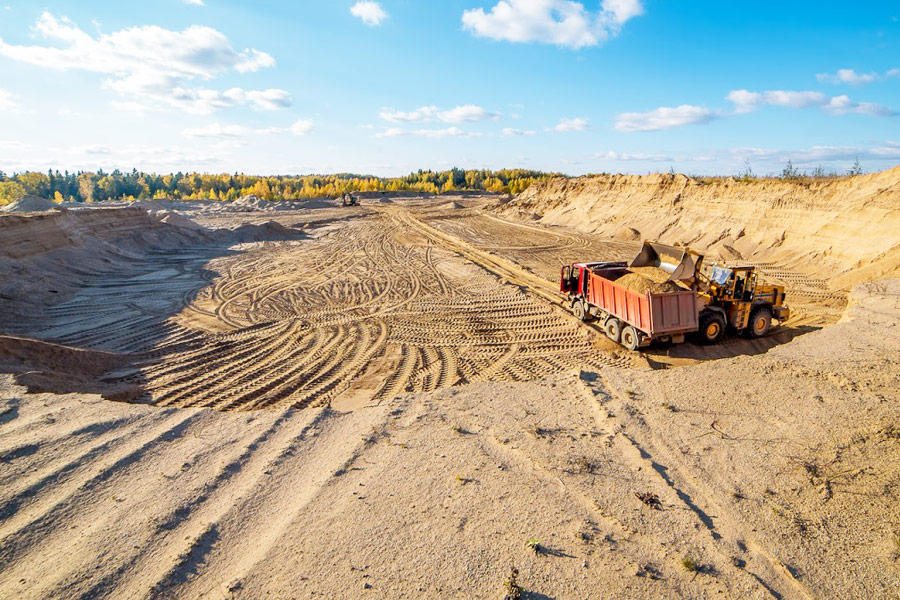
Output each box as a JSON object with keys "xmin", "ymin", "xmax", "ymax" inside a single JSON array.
[{"xmin": 0, "ymin": 168, "xmax": 559, "ymax": 205}]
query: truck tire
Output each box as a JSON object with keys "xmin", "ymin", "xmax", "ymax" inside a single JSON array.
[
  {"xmin": 621, "ymin": 325, "xmax": 641, "ymax": 351},
  {"xmin": 604, "ymin": 318, "xmax": 622, "ymax": 343},
  {"xmin": 572, "ymin": 301, "xmax": 588, "ymax": 321},
  {"xmin": 697, "ymin": 311, "xmax": 725, "ymax": 345},
  {"xmin": 745, "ymin": 306, "xmax": 772, "ymax": 338}
]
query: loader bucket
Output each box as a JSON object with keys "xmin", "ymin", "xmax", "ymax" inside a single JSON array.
[{"xmin": 629, "ymin": 241, "xmax": 697, "ymax": 282}]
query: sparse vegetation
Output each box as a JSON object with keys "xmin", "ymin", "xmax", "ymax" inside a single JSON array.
[
  {"xmin": 681, "ymin": 556, "xmax": 698, "ymax": 572},
  {"xmin": 503, "ymin": 567, "xmax": 523, "ymax": 600},
  {"xmin": 525, "ymin": 538, "xmax": 542, "ymax": 554}
]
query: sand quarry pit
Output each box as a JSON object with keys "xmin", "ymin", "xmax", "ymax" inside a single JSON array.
[{"xmin": 0, "ymin": 174, "xmax": 898, "ymax": 599}]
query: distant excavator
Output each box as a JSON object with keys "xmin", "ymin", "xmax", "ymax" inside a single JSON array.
[
  {"xmin": 340, "ymin": 193, "xmax": 358, "ymax": 207},
  {"xmin": 561, "ymin": 241, "xmax": 790, "ymax": 350}
]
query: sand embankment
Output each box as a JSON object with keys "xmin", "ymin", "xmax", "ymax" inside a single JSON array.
[{"xmin": 500, "ymin": 166, "xmax": 900, "ymax": 288}]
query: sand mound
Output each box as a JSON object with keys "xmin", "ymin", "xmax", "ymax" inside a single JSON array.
[
  {"xmin": 1, "ymin": 195, "xmax": 58, "ymax": 213},
  {"xmin": 616, "ymin": 272, "xmax": 683, "ymax": 294},
  {"xmin": 220, "ymin": 221, "xmax": 307, "ymax": 243},
  {"xmin": 501, "ymin": 165, "xmax": 900, "ymax": 289},
  {"xmin": 440, "ymin": 201, "xmax": 463, "ymax": 210},
  {"xmin": 612, "ymin": 227, "xmax": 641, "ymax": 241}
]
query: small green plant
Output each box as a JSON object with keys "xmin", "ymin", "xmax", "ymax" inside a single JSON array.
[
  {"xmin": 525, "ymin": 538, "xmax": 541, "ymax": 554},
  {"xmin": 848, "ymin": 156, "xmax": 863, "ymax": 176},
  {"xmin": 455, "ymin": 474, "xmax": 471, "ymax": 484},
  {"xmin": 503, "ymin": 567, "xmax": 522, "ymax": 600},
  {"xmin": 681, "ymin": 556, "xmax": 698, "ymax": 572},
  {"xmin": 781, "ymin": 160, "xmax": 800, "ymax": 180}
]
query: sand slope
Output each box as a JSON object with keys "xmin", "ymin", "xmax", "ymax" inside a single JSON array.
[{"xmin": 501, "ymin": 166, "xmax": 900, "ymax": 289}]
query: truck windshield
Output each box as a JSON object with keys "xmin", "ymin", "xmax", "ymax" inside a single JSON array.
[{"xmin": 710, "ymin": 266, "xmax": 732, "ymax": 285}]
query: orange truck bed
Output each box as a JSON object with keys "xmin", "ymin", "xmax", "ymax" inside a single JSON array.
[{"xmin": 585, "ymin": 265, "xmax": 699, "ymax": 336}]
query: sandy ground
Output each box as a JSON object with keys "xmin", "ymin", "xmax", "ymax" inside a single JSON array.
[{"xmin": 1, "ymin": 182, "xmax": 899, "ymax": 598}]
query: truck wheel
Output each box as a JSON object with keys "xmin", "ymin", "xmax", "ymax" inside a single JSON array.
[
  {"xmin": 745, "ymin": 306, "xmax": 772, "ymax": 338},
  {"xmin": 604, "ymin": 318, "xmax": 622, "ymax": 343},
  {"xmin": 621, "ymin": 326, "xmax": 641, "ymax": 351},
  {"xmin": 697, "ymin": 312, "xmax": 725, "ymax": 344},
  {"xmin": 572, "ymin": 301, "xmax": 588, "ymax": 321}
]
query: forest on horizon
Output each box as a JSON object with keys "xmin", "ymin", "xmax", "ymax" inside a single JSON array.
[{"xmin": 0, "ymin": 168, "xmax": 558, "ymax": 205}]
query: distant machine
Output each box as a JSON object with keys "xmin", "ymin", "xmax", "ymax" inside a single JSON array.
[
  {"xmin": 341, "ymin": 193, "xmax": 358, "ymax": 207},
  {"xmin": 560, "ymin": 241, "xmax": 790, "ymax": 350}
]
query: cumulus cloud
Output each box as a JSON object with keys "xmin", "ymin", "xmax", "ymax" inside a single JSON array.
[
  {"xmin": 615, "ymin": 105, "xmax": 718, "ymax": 132},
  {"xmin": 379, "ymin": 104, "xmax": 499, "ymax": 124},
  {"xmin": 438, "ymin": 104, "xmax": 500, "ymax": 123},
  {"xmin": 375, "ymin": 127, "xmax": 481, "ymax": 139},
  {"xmin": 182, "ymin": 119, "xmax": 313, "ymax": 138},
  {"xmin": 462, "ymin": 0, "xmax": 644, "ymax": 49},
  {"xmin": 502, "ymin": 127, "xmax": 536, "ymax": 136},
  {"xmin": 0, "ymin": 12, "xmax": 287, "ymax": 114},
  {"xmin": 816, "ymin": 68, "xmax": 879, "ymax": 85},
  {"xmin": 183, "ymin": 0, "xmax": 205, "ymax": 5},
  {"xmin": 553, "ymin": 117, "xmax": 589, "ymax": 132},
  {"xmin": 727, "ymin": 89, "xmax": 895, "ymax": 117},
  {"xmin": 350, "ymin": 1, "xmax": 388, "ymax": 26}
]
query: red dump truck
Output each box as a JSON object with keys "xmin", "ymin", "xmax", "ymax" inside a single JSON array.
[
  {"xmin": 560, "ymin": 261, "xmax": 698, "ymax": 350},
  {"xmin": 560, "ymin": 242, "xmax": 790, "ymax": 351}
]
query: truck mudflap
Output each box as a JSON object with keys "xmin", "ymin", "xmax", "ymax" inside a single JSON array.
[{"xmin": 629, "ymin": 241, "xmax": 697, "ymax": 282}]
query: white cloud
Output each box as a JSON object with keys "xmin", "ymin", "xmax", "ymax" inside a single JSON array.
[
  {"xmin": 288, "ymin": 119, "xmax": 314, "ymax": 136},
  {"xmin": 553, "ymin": 117, "xmax": 589, "ymax": 132},
  {"xmin": 375, "ymin": 127, "xmax": 481, "ymax": 139},
  {"xmin": 615, "ymin": 105, "xmax": 717, "ymax": 132},
  {"xmin": 596, "ymin": 150, "xmax": 673, "ymax": 161},
  {"xmin": 727, "ymin": 89, "xmax": 895, "ymax": 117},
  {"xmin": 889, "ymin": 69, "xmax": 900, "ymax": 78},
  {"xmin": 0, "ymin": 12, "xmax": 286, "ymax": 114},
  {"xmin": 379, "ymin": 106, "xmax": 439, "ymax": 123},
  {"xmin": 183, "ymin": 0, "xmax": 205, "ymax": 5},
  {"xmin": 0, "ymin": 88, "xmax": 21, "ymax": 111},
  {"xmin": 437, "ymin": 104, "xmax": 500, "ymax": 123},
  {"xmin": 350, "ymin": 1, "xmax": 388, "ymax": 26},
  {"xmin": 816, "ymin": 68, "xmax": 878, "ymax": 85},
  {"xmin": 379, "ymin": 104, "xmax": 498, "ymax": 124},
  {"xmin": 730, "ymin": 143, "xmax": 900, "ymax": 166},
  {"xmin": 502, "ymin": 127, "xmax": 536, "ymax": 136},
  {"xmin": 183, "ymin": 119, "xmax": 313, "ymax": 138},
  {"xmin": 462, "ymin": 0, "xmax": 644, "ymax": 49}
]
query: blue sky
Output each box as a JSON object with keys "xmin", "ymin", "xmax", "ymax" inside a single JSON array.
[{"xmin": 0, "ymin": 0, "xmax": 898, "ymax": 176}]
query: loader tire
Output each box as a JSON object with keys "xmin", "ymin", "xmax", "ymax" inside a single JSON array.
[
  {"xmin": 697, "ymin": 312, "xmax": 725, "ymax": 345},
  {"xmin": 745, "ymin": 306, "xmax": 772, "ymax": 338},
  {"xmin": 604, "ymin": 318, "xmax": 622, "ymax": 343},
  {"xmin": 621, "ymin": 326, "xmax": 641, "ymax": 351}
]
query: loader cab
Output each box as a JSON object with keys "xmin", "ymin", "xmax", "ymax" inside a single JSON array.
[{"xmin": 708, "ymin": 265, "xmax": 758, "ymax": 302}]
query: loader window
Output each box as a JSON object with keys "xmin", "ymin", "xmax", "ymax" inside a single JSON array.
[{"xmin": 710, "ymin": 266, "xmax": 731, "ymax": 285}]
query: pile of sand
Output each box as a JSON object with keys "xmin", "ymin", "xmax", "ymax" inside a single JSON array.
[
  {"xmin": 616, "ymin": 272, "xmax": 684, "ymax": 294},
  {"xmin": 0, "ymin": 195, "xmax": 58, "ymax": 213},
  {"xmin": 439, "ymin": 201, "xmax": 463, "ymax": 210}
]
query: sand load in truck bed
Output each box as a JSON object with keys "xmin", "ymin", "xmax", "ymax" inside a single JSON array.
[{"xmin": 614, "ymin": 265, "xmax": 688, "ymax": 294}]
